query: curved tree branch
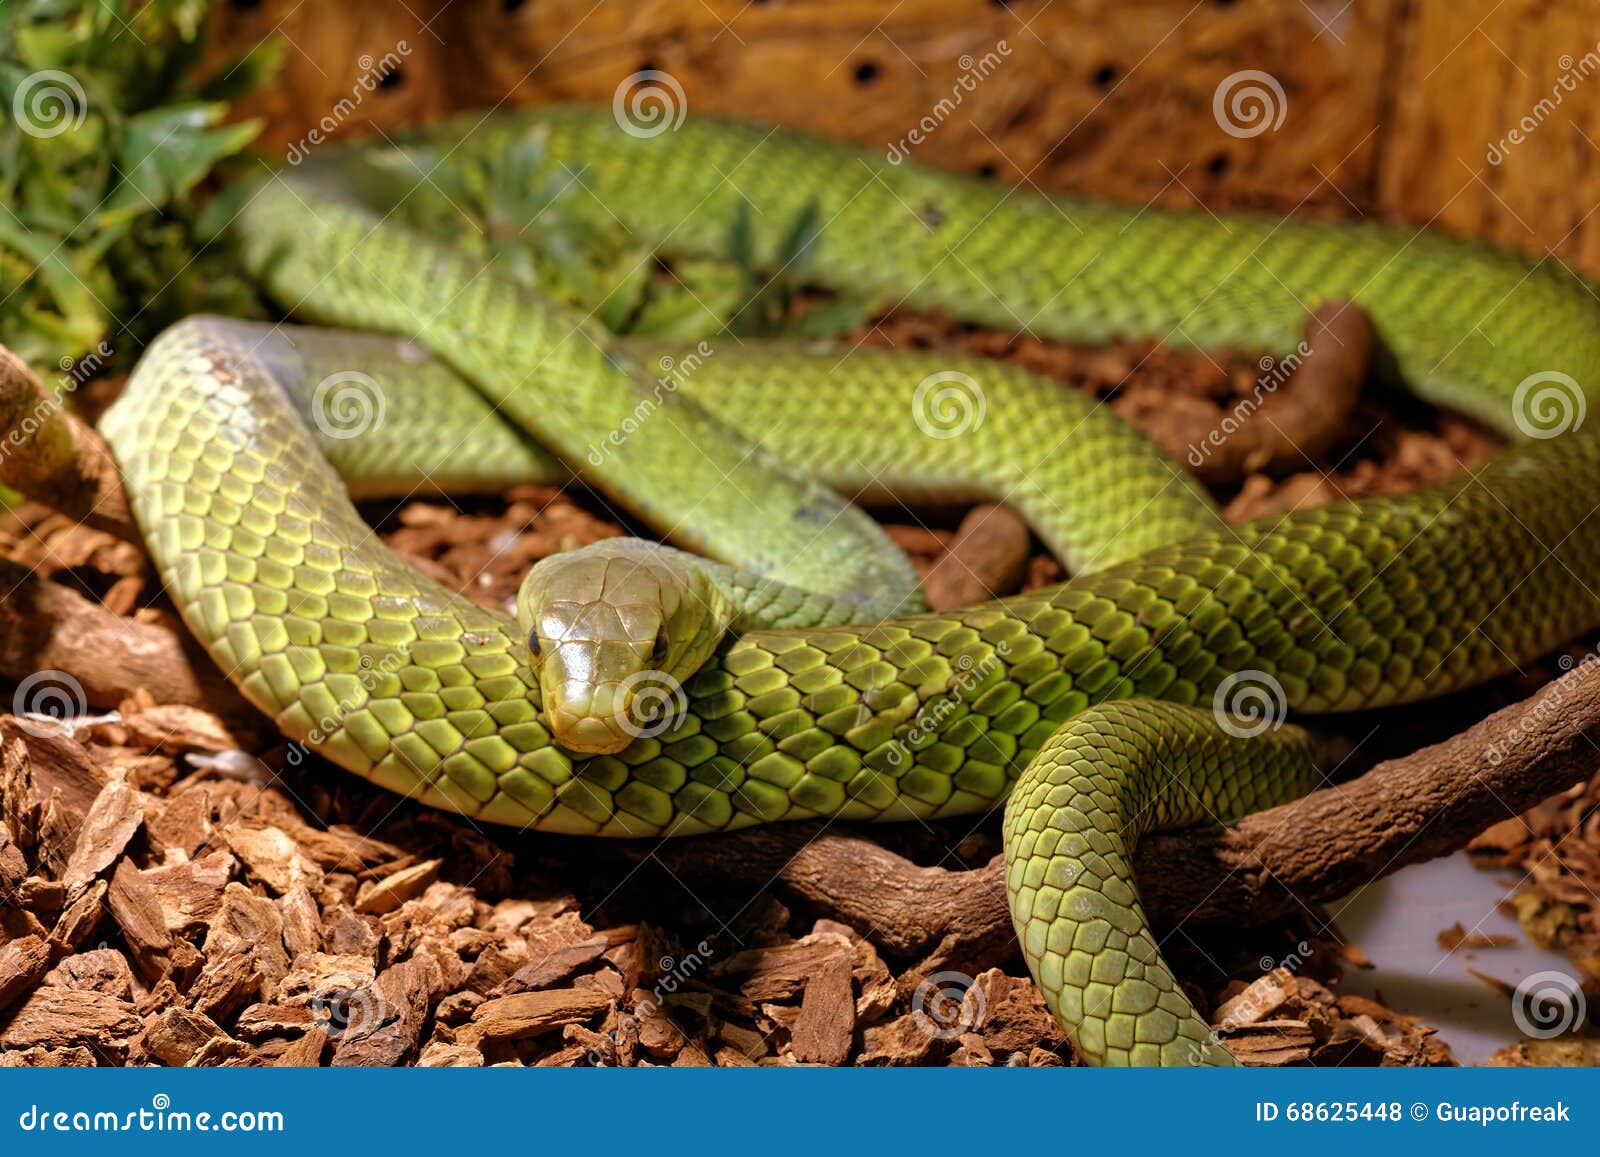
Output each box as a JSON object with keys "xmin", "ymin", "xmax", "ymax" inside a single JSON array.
[
  {"xmin": 0, "ymin": 345, "xmax": 136, "ymax": 542},
  {"xmin": 648, "ymin": 660, "xmax": 1600, "ymax": 971}
]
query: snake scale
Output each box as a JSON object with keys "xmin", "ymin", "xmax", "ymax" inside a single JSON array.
[{"xmin": 99, "ymin": 107, "xmax": 1600, "ymax": 1065}]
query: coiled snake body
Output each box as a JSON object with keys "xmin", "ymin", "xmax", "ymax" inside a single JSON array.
[{"xmin": 101, "ymin": 108, "xmax": 1600, "ymax": 1065}]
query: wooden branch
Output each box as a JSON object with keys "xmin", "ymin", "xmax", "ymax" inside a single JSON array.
[
  {"xmin": 0, "ymin": 559, "xmax": 247, "ymax": 716},
  {"xmin": 0, "ymin": 342, "xmax": 245, "ymax": 715},
  {"xmin": 0, "ymin": 345, "xmax": 137, "ymax": 542},
  {"xmin": 921, "ymin": 503, "xmax": 1032, "ymax": 610},
  {"xmin": 1147, "ymin": 301, "xmax": 1375, "ymax": 485},
  {"xmin": 649, "ymin": 658, "xmax": 1600, "ymax": 971}
]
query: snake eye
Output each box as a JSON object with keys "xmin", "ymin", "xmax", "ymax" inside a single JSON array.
[
  {"xmin": 527, "ymin": 631, "xmax": 541, "ymax": 659},
  {"xmin": 651, "ymin": 628, "xmax": 670, "ymax": 665}
]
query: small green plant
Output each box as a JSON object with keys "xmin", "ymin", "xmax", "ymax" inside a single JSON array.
[
  {"xmin": 0, "ymin": 0, "xmax": 279, "ymax": 370},
  {"xmin": 366, "ymin": 134, "xmax": 876, "ymax": 343}
]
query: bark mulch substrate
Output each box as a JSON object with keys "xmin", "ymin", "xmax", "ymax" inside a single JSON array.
[{"xmin": 1, "ymin": 315, "xmax": 1596, "ymax": 1068}]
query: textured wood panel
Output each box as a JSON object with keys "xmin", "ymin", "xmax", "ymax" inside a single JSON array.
[
  {"xmin": 206, "ymin": 0, "xmax": 1600, "ymax": 268},
  {"xmin": 1379, "ymin": 0, "xmax": 1600, "ymax": 268}
]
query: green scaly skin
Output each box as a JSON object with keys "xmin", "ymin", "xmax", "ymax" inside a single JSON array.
[{"xmin": 100, "ymin": 109, "xmax": 1600, "ymax": 1066}]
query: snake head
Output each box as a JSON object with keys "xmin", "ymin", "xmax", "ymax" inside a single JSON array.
[{"xmin": 516, "ymin": 539, "xmax": 732, "ymax": 755}]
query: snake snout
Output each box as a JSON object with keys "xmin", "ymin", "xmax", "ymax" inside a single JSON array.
[{"xmin": 546, "ymin": 677, "xmax": 635, "ymax": 754}]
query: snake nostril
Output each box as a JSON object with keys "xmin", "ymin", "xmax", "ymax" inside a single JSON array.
[
  {"xmin": 527, "ymin": 631, "xmax": 541, "ymax": 658},
  {"xmin": 651, "ymin": 627, "xmax": 669, "ymax": 664}
]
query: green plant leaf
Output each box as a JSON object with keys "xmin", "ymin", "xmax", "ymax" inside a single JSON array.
[{"xmin": 107, "ymin": 102, "xmax": 259, "ymax": 217}]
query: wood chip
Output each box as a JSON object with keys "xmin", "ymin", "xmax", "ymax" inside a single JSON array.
[
  {"xmin": 856, "ymin": 1013, "xmax": 943, "ymax": 1066},
  {"xmin": 332, "ymin": 954, "xmax": 442, "ymax": 1067},
  {"xmin": 719, "ymin": 931, "xmax": 853, "ymax": 1003},
  {"xmin": 417, "ymin": 1039, "xmax": 485, "ymax": 1067},
  {"xmin": 791, "ymin": 952, "xmax": 854, "ymax": 1065},
  {"xmin": 1435, "ymin": 921, "xmax": 1516, "ymax": 950},
  {"xmin": 275, "ymin": 1027, "xmax": 329, "ymax": 1067},
  {"xmin": 1212, "ymin": 967, "xmax": 1298, "ymax": 1028},
  {"xmin": 44, "ymin": 948, "xmax": 134, "ymax": 999},
  {"xmin": 60, "ymin": 778, "xmax": 144, "ymax": 891},
  {"xmin": 1223, "ymin": 1018, "xmax": 1319, "ymax": 1066},
  {"xmin": 50, "ymin": 878, "xmax": 107, "ymax": 950},
  {"xmin": 921, "ymin": 504, "xmax": 1032, "ymax": 610},
  {"xmin": 0, "ymin": 986, "xmax": 142, "ymax": 1062},
  {"xmin": 146, "ymin": 787, "xmax": 214, "ymax": 859},
  {"xmin": 121, "ymin": 705, "xmax": 241, "ymax": 755},
  {"xmin": 467, "ymin": 988, "xmax": 611, "ymax": 1042},
  {"xmin": 107, "ymin": 858, "xmax": 182, "ymax": 983},
  {"xmin": 505, "ymin": 938, "xmax": 610, "ymax": 992},
  {"xmin": 355, "ymin": 859, "xmax": 440, "ymax": 914},
  {"xmin": 145, "ymin": 1007, "xmax": 231, "ymax": 1066},
  {"xmin": 223, "ymin": 824, "xmax": 322, "ymax": 894},
  {"xmin": 142, "ymin": 850, "xmax": 234, "ymax": 933},
  {"xmin": 0, "ymin": 935, "xmax": 53, "ymax": 1014}
]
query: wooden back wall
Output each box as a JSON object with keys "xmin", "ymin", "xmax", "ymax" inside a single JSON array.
[{"xmin": 207, "ymin": 0, "xmax": 1600, "ymax": 271}]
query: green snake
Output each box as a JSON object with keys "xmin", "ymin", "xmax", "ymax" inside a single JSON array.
[{"xmin": 97, "ymin": 107, "xmax": 1600, "ymax": 1066}]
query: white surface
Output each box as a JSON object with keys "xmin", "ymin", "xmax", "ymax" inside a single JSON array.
[{"xmin": 1333, "ymin": 850, "xmax": 1572, "ymax": 1064}]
